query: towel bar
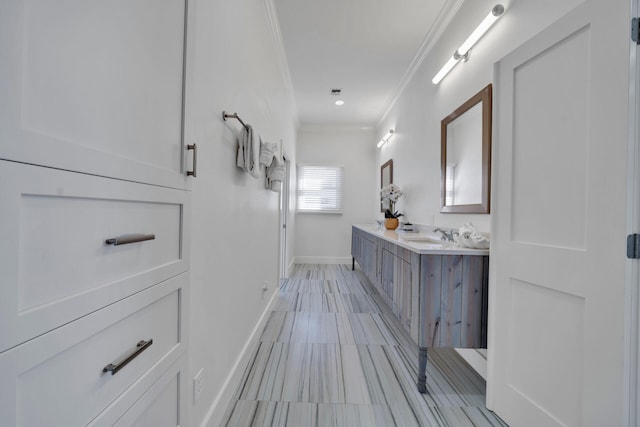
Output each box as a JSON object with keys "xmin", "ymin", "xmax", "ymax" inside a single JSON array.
[{"xmin": 222, "ymin": 111, "xmax": 249, "ymax": 130}]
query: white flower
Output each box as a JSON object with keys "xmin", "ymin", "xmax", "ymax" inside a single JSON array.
[
  {"xmin": 380, "ymin": 184, "xmax": 403, "ymax": 202},
  {"xmin": 380, "ymin": 184, "xmax": 404, "ymax": 218}
]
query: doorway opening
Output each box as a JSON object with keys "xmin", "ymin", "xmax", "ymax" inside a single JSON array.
[{"xmin": 279, "ymin": 155, "xmax": 291, "ymax": 279}]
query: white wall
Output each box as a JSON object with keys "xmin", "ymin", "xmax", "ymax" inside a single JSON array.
[
  {"xmin": 376, "ymin": 0, "xmax": 583, "ymax": 232},
  {"xmin": 294, "ymin": 127, "xmax": 377, "ymax": 263},
  {"xmin": 184, "ymin": 1, "xmax": 298, "ymax": 425}
]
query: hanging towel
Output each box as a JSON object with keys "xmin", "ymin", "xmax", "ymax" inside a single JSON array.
[
  {"xmin": 270, "ymin": 180, "xmax": 282, "ymax": 192},
  {"xmin": 259, "ymin": 141, "xmax": 278, "ymax": 167},
  {"xmin": 235, "ymin": 124, "xmax": 250, "ymax": 171},
  {"xmin": 236, "ymin": 124, "xmax": 261, "ymax": 178},
  {"xmin": 267, "ymin": 155, "xmax": 284, "ymax": 181},
  {"xmin": 267, "ymin": 155, "xmax": 285, "ymax": 191}
]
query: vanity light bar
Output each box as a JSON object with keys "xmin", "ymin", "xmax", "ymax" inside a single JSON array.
[
  {"xmin": 432, "ymin": 56, "xmax": 460, "ymax": 87},
  {"xmin": 432, "ymin": 4, "xmax": 505, "ymax": 85},
  {"xmin": 377, "ymin": 129, "xmax": 394, "ymax": 148}
]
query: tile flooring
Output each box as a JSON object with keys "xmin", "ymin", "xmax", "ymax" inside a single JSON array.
[{"xmin": 222, "ymin": 264, "xmax": 507, "ymax": 426}]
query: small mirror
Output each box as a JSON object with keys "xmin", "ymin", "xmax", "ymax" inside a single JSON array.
[
  {"xmin": 441, "ymin": 84, "xmax": 492, "ymax": 214},
  {"xmin": 380, "ymin": 159, "xmax": 393, "ymax": 212}
]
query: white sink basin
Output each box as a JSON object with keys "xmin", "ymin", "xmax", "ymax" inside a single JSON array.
[{"xmin": 400, "ymin": 235, "xmax": 444, "ymax": 244}]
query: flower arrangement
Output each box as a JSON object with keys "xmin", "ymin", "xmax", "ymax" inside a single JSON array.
[{"xmin": 380, "ymin": 184, "xmax": 404, "ymax": 218}]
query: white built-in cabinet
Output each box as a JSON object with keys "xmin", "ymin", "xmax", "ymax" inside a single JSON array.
[
  {"xmin": 0, "ymin": 0, "xmax": 192, "ymax": 425},
  {"xmin": 0, "ymin": 0, "xmax": 191, "ymax": 189}
]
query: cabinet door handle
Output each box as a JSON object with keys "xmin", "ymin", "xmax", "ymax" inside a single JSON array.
[
  {"xmin": 187, "ymin": 143, "xmax": 197, "ymax": 177},
  {"xmin": 103, "ymin": 339, "xmax": 153, "ymax": 375},
  {"xmin": 105, "ymin": 234, "xmax": 155, "ymax": 246}
]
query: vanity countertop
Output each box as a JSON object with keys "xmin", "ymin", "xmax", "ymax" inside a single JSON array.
[{"xmin": 353, "ymin": 224, "xmax": 489, "ymax": 256}]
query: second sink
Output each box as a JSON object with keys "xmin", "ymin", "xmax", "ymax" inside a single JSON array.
[{"xmin": 400, "ymin": 235, "xmax": 444, "ymax": 244}]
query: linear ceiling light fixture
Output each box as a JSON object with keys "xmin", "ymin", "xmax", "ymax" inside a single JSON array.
[
  {"xmin": 432, "ymin": 4, "xmax": 505, "ymax": 85},
  {"xmin": 377, "ymin": 129, "xmax": 395, "ymax": 148}
]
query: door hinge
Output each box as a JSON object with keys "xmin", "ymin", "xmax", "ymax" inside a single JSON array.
[
  {"xmin": 632, "ymin": 18, "xmax": 640, "ymax": 44},
  {"xmin": 627, "ymin": 234, "xmax": 640, "ymax": 259}
]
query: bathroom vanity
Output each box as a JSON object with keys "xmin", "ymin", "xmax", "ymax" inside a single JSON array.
[{"xmin": 351, "ymin": 224, "xmax": 488, "ymax": 393}]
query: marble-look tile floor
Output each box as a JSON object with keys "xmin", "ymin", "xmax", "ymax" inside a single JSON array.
[{"xmin": 222, "ymin": 264, "xmax": 507, "ymax": 426}]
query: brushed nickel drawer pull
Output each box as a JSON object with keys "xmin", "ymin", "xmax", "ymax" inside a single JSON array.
[
  {"xmin": 103, "ymin": 339, "xmax": 153, "ymax": 375},
  {"xmin": 105, "ymin": 234, "xmax": 155, "ymax": 246},
  {"xmin": 187, "ymin": 143, "xmax": 197, "ymax": 177}
]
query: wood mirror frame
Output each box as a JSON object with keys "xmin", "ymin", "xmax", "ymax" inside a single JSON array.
[
  {"xmin": 380, "ymin": 159, "xmax": 393, "ymax": 212},
  {"xmin": 440, "ymin": 84, "xmax": 492, "ymax": 214}
]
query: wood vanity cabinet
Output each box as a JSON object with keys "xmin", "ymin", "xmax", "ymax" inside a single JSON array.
[
  {"xmin": 418, "ymin": 254, "xmax": 488, "ymax": 349},
  {"xmin": 351, "ymin": 227, "xmax": 380, "ymax": 285},
  {"xmin": 379, "ymin": 239, "xmax": 420, "ymax": 339},
  {"xmin": 351, "ymin": 225, "xmax": 488, "ymax": 392}
]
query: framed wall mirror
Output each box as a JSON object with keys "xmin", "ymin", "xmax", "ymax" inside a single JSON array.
[
  {"xmin": 380, "ymin": 159, "xmax": 393, "ymax": 212},
  {"xmin": 440, "ymin": 84, "xmax": 492, "ymax": 214}
]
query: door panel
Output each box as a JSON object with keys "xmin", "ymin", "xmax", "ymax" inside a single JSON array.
[
  {"xmin": 0, "ymin": 0, "xmax": 188, "ymax": 189},
  {"xmin": 510, "ymin": 27, "xmax": 589, "ymax": 251},
  {"xmin": 490, "ymin": 1, "xmax": 628, "ymax": 426},
  {"xmin": 507, "ymin": 279, "xmax": 584, "ymax": 424}
]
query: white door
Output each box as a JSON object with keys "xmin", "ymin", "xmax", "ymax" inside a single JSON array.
[
  {"xmin": 627, "ymin": 1, "xmax": 640, "ymax": 424},
  {"xmin": 489, "ymin": 1, "xmax": 630, "ymax": 426},
  {"xmin": 279, "ymin": 156, "xmax": 291, "ymax": 278}
]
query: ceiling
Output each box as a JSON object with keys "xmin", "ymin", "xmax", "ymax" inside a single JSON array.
[{"xmin": 273, "ymin": 0, "xmax": 458, "ymax": 128}]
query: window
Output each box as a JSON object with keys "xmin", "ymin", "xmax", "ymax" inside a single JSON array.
[
  {"xmin": 297, "ymin": 165, "xmax": 344, "ymax": 214},
  {"xmin": 445, "ymin": 162, "xmax": 456, "ymax": 205}
]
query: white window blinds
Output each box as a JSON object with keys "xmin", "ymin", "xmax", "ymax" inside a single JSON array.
[
  {"xmin": 297, "ymin": 165, "xmax": 344, "ymax": 214},
  {"xmin": 445, "ymin": 163, "xmax": 456, "ymax": 205}
]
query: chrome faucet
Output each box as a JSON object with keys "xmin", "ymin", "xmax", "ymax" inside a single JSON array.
[{"xmin": 434, "ymin": 227, "xmax": 456, "ymax": 242}]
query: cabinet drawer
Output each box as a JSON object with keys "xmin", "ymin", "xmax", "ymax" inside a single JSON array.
[
  {"xmin": 0, "ymin": 161, "xmax": 189, "ymax": 351},
  {"xmin": 92, "ymin": 356, "xmax": 188, "ymax": 427},
  {"xmin": 0, "ymin": 273, "xmax": 187, "ymax": 427}
]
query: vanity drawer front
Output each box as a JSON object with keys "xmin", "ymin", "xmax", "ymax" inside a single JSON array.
[
  {"xmin": 92, "ymin": 356, "xmax": 188, "ymax": 427},
  {"xmin": 0, "ymin": 274, "xmax": 186, "ymax": 427},
  {"xmin": 0, "ymin": 161, "xmax": 189, "ymax": 351}
]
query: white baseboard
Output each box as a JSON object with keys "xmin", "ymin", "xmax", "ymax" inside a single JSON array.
[
  {"xmin": 454, "ymin": 348, "xmax": 487, "ymax": 380},
  {"xmin": 293, "ymin": 256, "xmax": 352, "ymax": 265},
  {"xmin": 287, "ymin": 258, "xmax": 295, "ymax": 277},
  {"xmin": 200, "ymin": 289, "xmax": 279, "ymax": 427}
]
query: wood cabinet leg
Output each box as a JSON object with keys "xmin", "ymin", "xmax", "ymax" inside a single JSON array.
[{"xmin": 418, "ymin": 347, "xmax": 428, "ymax": 393}]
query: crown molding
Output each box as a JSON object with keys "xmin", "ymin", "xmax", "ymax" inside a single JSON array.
[
  {"xmin": 298, "ymin": 123, "xmax": 375, "ymax": 133},
  {"xmin": 376, "ymin": 0, "xmax": 465, "ymax": 127}
]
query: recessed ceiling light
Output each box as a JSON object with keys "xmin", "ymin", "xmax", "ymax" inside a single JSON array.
[{"xmin": 335, "ymin": 100, "xmax": 345, "ymax": 106}]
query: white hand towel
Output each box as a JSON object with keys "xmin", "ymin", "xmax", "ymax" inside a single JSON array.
[
  {"xmin": 456, "ymin": 222, "xmax": 490, "ymax": 249},
  {"xmin": 236, "ymin": 124, "xmax": 261, "ymax": 179},
  {"xmin": 249, "ymin": 129, "xmax": 261, "ymax": 178},
  {"xmin": 266, "ymin": 154, "xmax": 285, "ymax": 192},
  {"xmin": 259, "ymin": 141, "xmax": 278, "ymax": 167},
  {"xmin": 270, "ymin": 180, "xmax": 282, "ymax": 192},
  {"xmin": 267, "ymin": 155, "xmax": 285, "ymax": 182},
  {"xmin": 236, "ymin": 125, "xmax": 250, "ymax": 170}
]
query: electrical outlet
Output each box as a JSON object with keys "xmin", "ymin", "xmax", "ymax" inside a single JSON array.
[{"xmin": 194, "ymin": 368, "xmax": 204, "ymax": 402}]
